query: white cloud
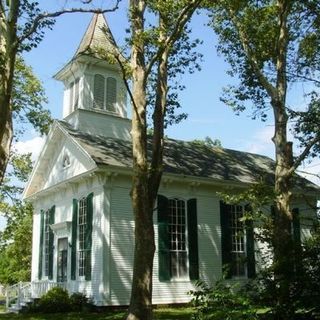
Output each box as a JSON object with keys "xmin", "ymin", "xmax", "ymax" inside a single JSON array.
[
  {"xmin": 13, "ymin": 136, "xmax": 45, "ymax": 161},
  {"xmin": 245, "ymin": 126, "xmax": 274, "ymax": 156}
]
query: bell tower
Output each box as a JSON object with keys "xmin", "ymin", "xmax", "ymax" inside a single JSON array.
[{"xmin": 54, "ymin": 14, "xmax": 130, "ymax": 140}]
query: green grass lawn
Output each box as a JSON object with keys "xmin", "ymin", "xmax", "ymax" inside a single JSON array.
[{"xmin": 0, "ymin": 307, "xmax": 194, "ymax": 320}]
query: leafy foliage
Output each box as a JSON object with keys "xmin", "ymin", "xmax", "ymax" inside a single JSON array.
[
  {"xmin": 191, "ymin": 136, "xmax": 222, "ymax": 148},
  {"xmin": 31, "ymin": 287, "xmax": 71, "ymax": 313},
  {"xmin": 0, "ymin": 55, "xmax": 51, "ymax": 284},
  {"xmin": 0, "ymin": 153, "xmax": 34, "ymax": 284},
  {"xmin": 209, "ymin": 0, "xmax": 320, "ymax": 141},
  {"xmin": 290, "ymin": 92, "xmax": 320, "ymax": 158},
  {"xmin": 27, "ymin": 288, "xmax": 93, "ymax": 314},
  {"xmin": 0, "ymin": 207, "xmax": 32, "ymax": 284},
  {"xmin": 190, "ymin": 280, "xmax": 261, "ymax": 320},
  {"xmin": 12, "ymin": 57, "xmax": 52, "ymax": 138},
  {"xmin": 145, "ymin": 24, "xmax": 203, "ymax": 127}
]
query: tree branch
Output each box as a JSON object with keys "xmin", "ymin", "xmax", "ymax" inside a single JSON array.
[
  {"xmin": 113, "ymin": 53, "xmax": 140, "ymax": 120},
  {"xmin": 145, "ymin": 0, "xmax": 203, "ymax": 76},
  {"xmin": 289, "ymin": 134, "xmax": 320, "ymax": 175},
  {"xmin": 228, "ymin": 7, "xmax": 278, "ymax": 100},
  {"xmin": 18, "ymin": 0, "xmax": 121, "ymax": 44}
]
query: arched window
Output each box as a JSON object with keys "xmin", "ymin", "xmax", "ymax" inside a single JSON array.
[
  {"xmin": 106, "ymin": 77, "xmax": 117, "ymax": 111},
  {"xmin": 93, "ymin": 74, "xmax": 105, "ymax": 109}
]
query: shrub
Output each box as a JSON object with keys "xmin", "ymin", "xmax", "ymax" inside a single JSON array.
[
  {"xmin": 189, "ymin": 280, "xmax": 261, "ymax": 320},
  {"xmin": 32, "ymin": 287, "xmax": 71, "ymax": 313},
  {"xmin": 70, "ymin": 292, "xmax": 92, "ymax": 311},
  {"xmin": 27, "ymin": 288, "xmax": 95, "ymax": 313}
]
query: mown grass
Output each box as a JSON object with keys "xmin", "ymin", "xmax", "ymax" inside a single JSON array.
[{"xmin": 0, "ymin": 307, "xmax": 194, "ymax": 319}]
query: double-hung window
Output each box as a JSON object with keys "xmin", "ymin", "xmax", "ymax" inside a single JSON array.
[
  {"xmin": 230, "ymin": 205, "xmax": 246, "ymax": 277},
  {"xmin": 71, "ymin": 193, "xmax": 93, "ymax": 281},
  {"xmin": 157, "ymin": 195, "xmax": 199, "ymax": 282},
  {"xmin": 220, "ymin": 202, "xmax": 255, "ymax": 279},
  {"xmin": 38, "ymin": 206, "xmax": 55, "ymax": 280},
  {"xmin": 78, "ymin": 197, "xmax": 87, "ymax": 277},
  {"xmin": 44, "ymin": 210, "xmax": 51, "ymax": 277},
  {"xmin": 168, "ymin": 199, "xmax": 188, "ymax": 279}
]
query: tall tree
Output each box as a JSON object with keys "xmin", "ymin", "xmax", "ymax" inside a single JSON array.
[
  {"xmin": 0, "ymin": 0, "xmax": 120, "ymax": 184},
  {"xmin": 209, "ymin": 0, "xmax": 320, "ymax": 318},
  {"xmin": 118, "ymin": 1, "xmax": 204, "ymax": 319},
  {"xmin": 0, "ymin": 56, "xmax": 49, "ymax": 284}
]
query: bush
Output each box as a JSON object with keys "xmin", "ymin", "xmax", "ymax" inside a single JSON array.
[
  {"xmin": 70, "ymin": 292, "xmax": 92, "ymax": 311},
  {"xmin": 29, "ymin": 287, "xmax": 71, "ymax": 313},
  {"xmin": 27, "ymin": 288, "xmax": 94, "ymax": 313},
  {"xmin": 190, "ymin": 280, "xmax": 262, "ymax": 320}
]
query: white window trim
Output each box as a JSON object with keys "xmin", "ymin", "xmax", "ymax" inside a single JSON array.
[
  {"xmin": 93, "ymin": 73, "xmax": 117, "ymax": 112},
  {"xmin": 230, "ymin": 204, "xmax": 247, "ymax": 279},
  {"xmin": 168, "ymin": 197, "xmax": 189, "ymax": 281},
  {"xmin": 77, "ymin": 197, "xmax": 87, "ymax": 280}
]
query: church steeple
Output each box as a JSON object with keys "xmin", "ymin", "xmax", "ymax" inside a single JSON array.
[
  {"xmin": 73, "ymin": 13, "xmax": 118, "ymax": 60},
  {"xmin": 54, "ymin": 13, "xmax": 127, "ymax": 122}
]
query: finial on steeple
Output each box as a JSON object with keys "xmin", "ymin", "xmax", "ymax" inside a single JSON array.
[{"xmin": 74, "ymin": 13, "xmax": 118, "ymax": 58}]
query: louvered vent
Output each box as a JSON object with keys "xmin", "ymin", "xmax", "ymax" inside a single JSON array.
[
  {"xmin": 93, "ymin": 74, "xmax": 105, "ymax": 109},
  {"xmin": 106, "ymin": 77, "xmax": 117, "ymax": 112}
]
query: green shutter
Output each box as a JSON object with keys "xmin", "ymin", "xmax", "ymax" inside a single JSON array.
[
  {"xmin": 71, "ymin": 199, "xmax": 78, "ymax": 280},
  {"xmin": 38, "ymin": 210, "xmax": 45, "ymax": 280},
  {"xmin": 245, "ymin": 205, "xmax": 256, "ymax": 279},
  {"xmin": 48, "ymin": 205, "xmax": 55, "ymax": 280},
  {"xmin": 220, "ymin": 201, "xmax": 232, "ymax": 279},
  {"xmin": 187, "ymin": 198, "xmax": 199, "ymax": 281},
  {"xmin": 85, "ymin": 193, "xmax": 93, "ymax": 281},
  {"xmin": 158, "ymin": 195, "xmax": 170, "ymax": 282}
]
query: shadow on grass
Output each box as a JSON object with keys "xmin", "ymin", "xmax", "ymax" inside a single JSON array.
[{"xmin": 0, "ymin": 307, "xmax": 193, "ymax": 320}]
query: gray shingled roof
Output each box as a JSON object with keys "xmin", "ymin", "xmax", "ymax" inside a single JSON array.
[
  {"xmin": 74, "ymin": 13, "xmax": 118, "ymax": 58},
  {"xmin": 59, "ymin": 121, "xmax": 319, "ymax": 193}
]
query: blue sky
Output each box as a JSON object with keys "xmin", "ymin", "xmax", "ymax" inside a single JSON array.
[
  {"xmin": 23, "ymin": 3, "xmax": 275, "ymax": 155},
  {"xmin": 1, "ymin": 1, "xmax": 319, "ymax": 230}
]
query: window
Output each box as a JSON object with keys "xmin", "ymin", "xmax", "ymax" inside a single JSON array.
[
  {"xmin": 71, "ymin": 194, "xmax": 93, "ymax": 281},
  {"xmin": 168, "ymin": 199, "xmax": 188, "ymax": 279},
  {"xmin": 157, "ymin": 195, "xmax": 199, "ymax": 282},
  {"xmin": 69, "ymin": 78, "xmax": 79, "ymax": 111},
  {"xmin": 44, "ymin": 210, "xmax": 51, "ymax": 277},
  {"xmin": 78, "ymin": 197, "xmax": 89, "ymax": 277},
  {"xmin": 220, "ymin": 202, "xmax": 255, "ymax": 279},
  {"xmin": 38, "ymin": 206, "xmax": 55, "ymax": 280},
  {"xmin": 62, "ymin": 154, "xmax": 70, "ymax": 168},
  {"xmin": 93, "ymin": 74, "xmax": 117, "ymax": 111},
  {"xmin": 230, "ymin": 205, "xmax": 246, "ymax": 277}
]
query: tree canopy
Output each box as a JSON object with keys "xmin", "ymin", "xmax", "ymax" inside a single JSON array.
[{"xmin": 209, "ymin": 1, "xmax": 320, "ymax": 318}]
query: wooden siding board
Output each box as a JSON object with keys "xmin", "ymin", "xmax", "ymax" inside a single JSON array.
[{"xmin": 110, "ymin": 186, "xmax": 134, "ymax": 305}]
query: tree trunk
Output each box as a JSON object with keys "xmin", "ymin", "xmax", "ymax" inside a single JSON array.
[
  {"xmin": 0, "ymin": 0, "xmax": 19, "ymax": 184},
  {"xmin": 271, "ymin": 2, "xmax": 295, "ymax": 317},
  {"xmin": 0, "ymin": 94, "xmax": 13, "ymax": 184},
  {"xmin": 272, "ymin": 100, "xmax": 295, "ymax": 319},
  {"xmin": 127, "ymin": 1, "xmax": 155, "ymax": 319},
  {"xmin": 126, "ymin": 2, "xmax": 200, "ymax": 318}
]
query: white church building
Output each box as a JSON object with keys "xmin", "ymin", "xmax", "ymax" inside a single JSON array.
[{"xmin": 16, "ymin": 14, "xmax": 319, "ymax": 308}]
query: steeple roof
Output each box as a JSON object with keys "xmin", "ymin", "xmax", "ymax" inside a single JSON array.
[{"xmin": 74, "ymin": 13, "xmax": 118, "ymax": 58}]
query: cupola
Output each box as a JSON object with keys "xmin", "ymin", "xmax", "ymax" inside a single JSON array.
[{"xmin": 54, "ymin": 14, "xmax": 130, "ymax": 140}]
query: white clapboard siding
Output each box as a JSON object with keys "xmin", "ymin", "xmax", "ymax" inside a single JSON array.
[{"xmin": 110, "ymin": 186, "xmax": 134, "ymax": 305}]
